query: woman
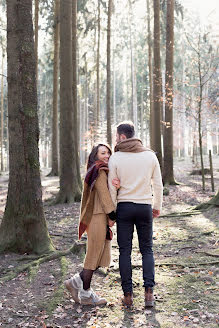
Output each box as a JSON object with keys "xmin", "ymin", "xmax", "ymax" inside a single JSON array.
[{"xmin": 64, "ymin": 143, "xmax": 119, "ymax": 305}]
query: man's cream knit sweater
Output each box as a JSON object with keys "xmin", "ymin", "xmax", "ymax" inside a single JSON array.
[{"xmin": 108, "ymin": 150, "xmax": 163, "ymax": 211}]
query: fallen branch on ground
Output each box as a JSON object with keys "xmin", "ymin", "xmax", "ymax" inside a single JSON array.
[
  {"xmin": 160, "ymin": 210, "xmax": 204, "ymax": 218},
  {"xmin": 109, "ymin": 260, "xmax": 219, "ymax": 272},
  {"xmin": 160, "ymin": 191, "xmax": 219, "ymax": 217},
  {"xmin": 196, "ymin": 250, "xmax": 219, "ymax": 258}
]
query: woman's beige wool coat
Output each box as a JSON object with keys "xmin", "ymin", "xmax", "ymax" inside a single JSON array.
[{"xmin": 82, "ymin": 170, "xmax": 115, "ymax": 270}]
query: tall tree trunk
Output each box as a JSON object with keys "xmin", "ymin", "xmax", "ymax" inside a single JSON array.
[
  {"xmin": 79, "ymin": 89, "xmax": 84, "ymax": 165},
  {"xmin": 48, "ymin": 0, "xmax": 60, "ymax": 177},
  {"xmin": 0, "ymin": 0, "xmax": 53, "ymax": 254},
  {"xmin": 1, "ymin": 49, "xmax": 4, "ymax": 171},
  {"xmin": 6, "ymin": 99, "xmax": 9, "ymax": 171},
  {"xmin": 34, "ymin": 0, "xmax": 39, "ymax": 84},
  {"xmin": 55, "ymin": 0, "xmax": 81, "ymax": 203},
  {"xmin": 140, "ymin": 76, "xmax": 144, "ymax": 142},
  {"xmin": 72, "ymin": 0, "xmax": 82, "ymax": 190},
  {"xmin": 106, "ymin": 0, "xmax": 112, "ymax": 146},
  {"xmin": 153, "ymin": 0, "xmax": 162, "ymax": 169},
  {"xmin": 197, "ymin": 36, "xmax": 205, "ymax": 190},
  {"xmin": 125, "ymin": 53, "xmax": 129, "ymax": 121},
  {"xmin": 163, "ymin": 0, "xmax": 175, "ymax": 184},
  {"xmin": 84, "ymin": 57, "xmax": 89, "ymax": 163},
  {"xmin": 216, "ymin": 118, "xmax": 219, "ymax": 155},
  {"xmin": 198, "ymin": 85, "xmax": 205, "ymax": 190},
  {"xmin": 43, "ymin": 76, "xmax": 47, "ymax": 168},
  {"xmin": 147, "ymin": 0, "xmax": 154, "ymax": 149},
  {"xmin": 113, "ymin": 37, "xmax": 116, "ymax": 125},
  {"xmin": 129, "ymin": 0, "xmax": 138, "ymax": 133},
  {"xmin": 93, "ymin": 28, "xmax": 97, "ymax": 142},
  {"xmin": 96, "ymin": 0, "xmax": 100, "ymax": 128},
  {"xmin": 130, "ymin": 42, "xmax": 138, "ymax": 134}
]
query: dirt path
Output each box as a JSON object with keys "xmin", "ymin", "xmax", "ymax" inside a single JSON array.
[{"xmin": 0, "ymin": 157, "xmax": 218, "ymax": 328}]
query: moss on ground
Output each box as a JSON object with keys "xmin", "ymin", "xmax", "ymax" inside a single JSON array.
[
  {"xmin": 38, "ymin": 256, "xmax": 69, "ymax": 317},
  {"xmin": 28, "ymin": 262, "xmax": 39, "ymax": 283}
]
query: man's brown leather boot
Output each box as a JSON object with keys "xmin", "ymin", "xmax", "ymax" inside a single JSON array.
[
  {"xmin": 122, "ymin": 292, "xmax": 133, "ymax": 307},
  {"xmin": 145, "ymin": 287, "xmax": 155, "ymax": 307}
]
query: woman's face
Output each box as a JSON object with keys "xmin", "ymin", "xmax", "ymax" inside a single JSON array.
[{"xmin": 97, "ymin": 146, "xmax": 111, "ymax": 164}]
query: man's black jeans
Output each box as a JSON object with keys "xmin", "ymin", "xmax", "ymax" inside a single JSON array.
[{"xmin": 116, "ymin": 202, "xmax": 155, "ymax": 294}]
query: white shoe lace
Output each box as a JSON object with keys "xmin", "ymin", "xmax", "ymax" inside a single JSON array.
[
  {"xmin": 79, "ymin": 288, "xmax": 103, "ymax": 303},
  {"xmin": 90, "ymin": 289, "xmax": 104, "ymax": 302}
]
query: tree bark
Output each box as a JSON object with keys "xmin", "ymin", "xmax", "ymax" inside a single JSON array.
[
  {"xmin": 55, "ymin": 0, "xmax": 81, "ymax": 203},
  {"xmin": 198, "ymin": 83, "xmax": 205, "ymax": 190},
  {"xmin": 72, "ymin": 0, "xmax": 82, "ymax": 190},
  {"xmin": 84, "ymin": 57, "xmax": 89, "ymax": 163},
  {"xmin": 0, "ymin": 48, "xmax": 4, "ymax": 171},
  {"xmin": 96, "ymin": 0, "xmax": 100, "ymax": 127},
  {"xmin": 147, "ymin": 0, "xmax": 154, "ymax": 149},
  {"xmin": 34, "ymin": 0, "xmax": 39, "ymax": 84},
  {"xmin": 48, "ymin": 0, "xmax": 60, "ymax": 177},
  {"xmin": 153, "ymin": 0, "xmax": 162, "ymax": 169},
  {"xmin": 140, "ymin": 76, "xmax": 144, "ymax": 142},
  {"xmin": 209, "ymin": 150, "xmax": 214, "ymax": 192},
  {"xmin": 163, "ymin": 0, "xmax": 175, "ymax": 184},
  {"xmin": 106, "ymin": 0, "xmax": 112, "ymax": 146},
  {"xmin": 129, "ymin": 0, "xmax": 138, "ymax": 132},
  {"xmin": 197, "ymin": 37, "xmax": 205, "ymax": 190},
  {"xmin": 0, "ymin": 0, "xmax": 54, "ymax": 254}
]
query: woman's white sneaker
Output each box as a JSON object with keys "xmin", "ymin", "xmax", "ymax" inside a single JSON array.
[{"xmin": 79, "ymin": 288, "xmax": 107, "ymax": 305}]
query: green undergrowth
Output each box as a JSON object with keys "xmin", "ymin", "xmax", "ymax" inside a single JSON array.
[
  {"xmin": 38, "ymin": 256, "xmax": 69, "ymax": 316},
  {"xmin": 28, "ymin": 261, "xmax": 40, "ymax": 283}
]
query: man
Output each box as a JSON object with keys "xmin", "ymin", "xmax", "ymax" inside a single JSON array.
[{"xmin": 108, "ymin": 121, "xmax": 163, "ymax": 307}]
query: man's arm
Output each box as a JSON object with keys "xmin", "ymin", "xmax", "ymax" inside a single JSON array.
[
  {"xmin": 151, "ymin": 156, "xmax": 163, "ymax": 214},
  {"xmin": 108, "ymin": 156, "xmax": 118, "ymax": 207}
]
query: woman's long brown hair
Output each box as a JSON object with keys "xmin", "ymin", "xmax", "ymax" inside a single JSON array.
[{"xmin": 87, "ymin": 143, "xmax": 112, "ymax": 170}]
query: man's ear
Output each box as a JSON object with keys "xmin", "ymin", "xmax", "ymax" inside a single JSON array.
[{"xmin": 121, "ymin": 134, "xmax": 127, "ymax": 140}]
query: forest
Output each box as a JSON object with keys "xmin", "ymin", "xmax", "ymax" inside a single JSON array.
[{"xmin": 0, "ymin": 0, "xmax": 218, "ymax": 327}]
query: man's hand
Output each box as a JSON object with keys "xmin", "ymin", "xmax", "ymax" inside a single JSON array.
[
  {"xmin": 108, "ymin": 219, "xmax": 116, "ymax": 227},
  {"xmin": 152, "ymin": 209, "xmax": 160, "ymax": 218}
]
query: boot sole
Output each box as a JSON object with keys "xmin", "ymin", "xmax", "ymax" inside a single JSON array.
[
  {"xmin": 145, "ymin": 301, "xmax": 154, "ymax": 307},
  {"xmin": 80, "ymin": 297, "xmax": 107, "ymax": 306}
]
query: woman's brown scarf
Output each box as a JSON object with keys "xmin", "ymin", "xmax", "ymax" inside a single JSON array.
[
  {"xmin": 115, "ymin": 138, "xmax": 151, "ymax": 153},
  {"xmin": 78, "ymin": 160, "xmax": 109, "ymax": 240}
]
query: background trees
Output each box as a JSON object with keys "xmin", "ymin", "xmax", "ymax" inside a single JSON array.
[
  {"xmin": 0, "ymin": 0, "xmax": 53, "ymax": 254},
  {"xmin": 163, "ymin": 0, "xmax": 175, "ymax": 184},
  {"xmin": 0, "ymin": 0, "xmax": 217, "ymax": 172},
  {"xmin": 0, "ymin": 0, "xmax": 218, "ymax": 253},
  {"xmin": 152, "ymin": 0, "xmax": 162, "ymax": 168},
  {"xmin": 56, "ymin": 0, "xmax": 81, "ymax": 203},
  {"xmin": 48, "ymin": 0, "xmax": 60, "ymax": 177}
]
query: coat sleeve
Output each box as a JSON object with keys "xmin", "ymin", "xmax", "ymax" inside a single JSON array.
[
  {"xmin": 151, "ymin": 155, "xmax": 163, "ymax": 211},
  {"xmin": 108, "ymin": 156, "xmax": 118, "ymax": 207},
  {"xmin": 94, "ymin": 170, "xmax": 115, "ymax": 214}
]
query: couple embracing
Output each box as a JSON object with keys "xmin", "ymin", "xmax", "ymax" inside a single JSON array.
[{"xmin": 64, "ymin": 121, "xmax": 163, "ymax": 308}]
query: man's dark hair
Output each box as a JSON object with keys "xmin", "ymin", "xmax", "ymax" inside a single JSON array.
[{"xmin": 117, "ymin": 121, "xmax": 135, "ymax": 139}]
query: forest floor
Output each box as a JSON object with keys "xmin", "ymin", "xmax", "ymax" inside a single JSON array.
[{"xmin": 0, "ymin": 156, "xmax": 219, "ymax": 328}]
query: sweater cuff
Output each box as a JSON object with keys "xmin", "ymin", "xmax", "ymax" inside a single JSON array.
[{"xmin": 108, "ymin": 211, "xmax": 117, "ymax": 221}]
